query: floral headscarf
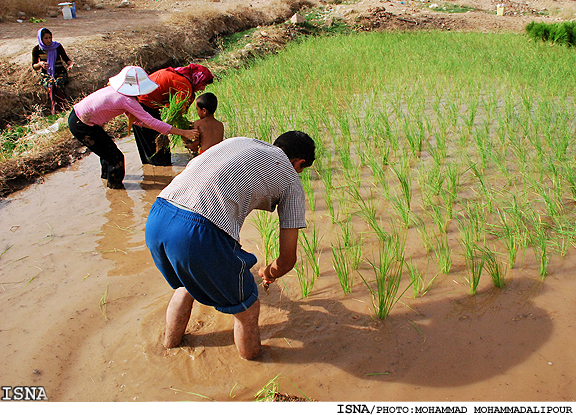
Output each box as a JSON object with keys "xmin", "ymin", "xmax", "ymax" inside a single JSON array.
[{"xmin": 168, "ymin": 64, "xmax": 214, "ymax": 91}]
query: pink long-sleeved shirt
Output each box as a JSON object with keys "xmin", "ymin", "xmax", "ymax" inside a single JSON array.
[{"xmin": 73, "ymin": 86, "xmax": 172, "ymax": 135}]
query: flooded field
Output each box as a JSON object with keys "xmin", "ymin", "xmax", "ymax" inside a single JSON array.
[{"xmin": 1, "ymin": 136, "xmax": 575, "ymax": 402}]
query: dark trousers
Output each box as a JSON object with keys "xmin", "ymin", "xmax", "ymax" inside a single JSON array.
[
  {"xmin": 68, "ymin": 109, "xmax": 125, "ymax": 187},
  {"xmin": 132, "ymin": 105, "xmax": 172, "ymax": 166}
]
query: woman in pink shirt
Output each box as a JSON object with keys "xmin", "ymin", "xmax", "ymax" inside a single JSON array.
[{"xmin": 68, "ymin": 66, "xmax": 198, "ymax": 189}]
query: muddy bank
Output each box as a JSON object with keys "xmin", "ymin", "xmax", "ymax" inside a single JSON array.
[{"xmin": 0, "ymin": 0, "xmax": 315, "ymax": 127}]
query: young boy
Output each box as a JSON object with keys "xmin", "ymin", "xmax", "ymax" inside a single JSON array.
[{"xmin": 185, "ymin": 92, "xmax": 224, "ymax": 156}]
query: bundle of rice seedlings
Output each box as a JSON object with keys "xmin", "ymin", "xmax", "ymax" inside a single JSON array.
[{"xmin": 159, "ymin": 92, "xmax": 193, "ymax": 149}]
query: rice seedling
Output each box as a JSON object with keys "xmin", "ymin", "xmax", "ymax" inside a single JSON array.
[
  {"xmin": 390, "ymin": 196, "xmax": 412, "ymax": 229},
  {"xmin": 299, "ymin": 222, "xmax": 322, "ymax": 280},
  {"xmin": 480, "ymin": 246, "xmax": 507, "ymax": 288},
  {"xmin": 332, "ymin": 240, "xmax": 353, "ymax": 294},
  {"xmin": 294, "ymin": 257, "xmax": 316, "ymax": 298},
  {"xmin": 159, "ymin": 92, "xmax": 192, "ymax": 147},
  {"xmin": 354, "ymin": 191, "xmax": 389, "ymax": 242},
  {"xmin": 527, "ymin": 212, "xmax": 551, "ymax": 279},
  {"xmin": 405, "ymin": 258, "xmax": 436, "ymax": 298},
  {"xmin": 463, "ymin": 244, "xmax": 485, "ymax": 295},
  {"xmin": 300, "ymin": 169, "xmax": 316, "ymax": 211},
  {"xmin": 496, "ymin": 209, "xmax": 519, "ymax": 268},
  {"xmin": 253, "ymin": 375, "xmax": 280, "ymax": 401},
  {"xmin": 459, "ymin": 201, "xmax": 487, "ymax": 242},
  {"xmin": 411, "ymin": 214, "xmax": 433, "ymax": 252},
  {"xmin": 433, "ymin": 233, "xmax": 452, "ymax": 275},
  {"xmin": 429, "ymin": 204, "xmax": 449, "ymax": 235},
  {"xmin": 391, "ymin": 159, "xmax": 412, "ymax": 210},
  {"xmin": 337, "ymin": 218, "xmax": 363, "ymax": 269},
  {"xmin": 250, "ymin": 210, "xmax": 279, "ymax": 264},
  {"xmin": 359, "ymin": 234, "xmax": 409, "ymax": 319}
]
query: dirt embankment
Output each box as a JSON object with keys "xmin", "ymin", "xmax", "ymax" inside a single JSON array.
[{"xmin": 0, "ymin": 0, "xmax": 566, "ymax": 196}]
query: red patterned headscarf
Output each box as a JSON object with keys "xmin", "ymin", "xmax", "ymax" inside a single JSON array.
[{"xmin": 168, "ymin": 64, "xmax": 214, "ymax": 91}]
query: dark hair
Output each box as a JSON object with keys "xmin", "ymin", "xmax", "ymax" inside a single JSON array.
[
  {"xmin": 273, "ymin": 131, "xmax": 316, "ymax": 168},
  {"xmin": 40, "ymin": 28, "xmax": 52, "ymax": 39},
  {"xmin": 196, "ymin": 92, "xmax": 218, "ymax": 114}
]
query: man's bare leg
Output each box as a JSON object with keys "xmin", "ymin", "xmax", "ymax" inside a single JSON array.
[
  {"xmin": 164, "ymin": 287, "xmax": 194, "ymax": 348},
  {"xmin": 233, "ymin": 300, "xmax": 262, "ymax": 360}
]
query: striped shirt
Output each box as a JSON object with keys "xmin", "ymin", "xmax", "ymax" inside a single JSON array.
[
  {"xmin": 73, "ymin": 85, "xmax": 172, "ymax": 134},
  {"xmin": 159, "ymin": 137, "xmax": 306, "ymax": 242}
]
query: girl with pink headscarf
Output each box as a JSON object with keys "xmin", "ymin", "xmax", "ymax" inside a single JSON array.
[
  {"xmin": 134, "ymin": 63, "xmax": 214, "ymax": 166},
  {"xmin": 32, "ymin": 28, "xmax": 74, "ymax": 114}
]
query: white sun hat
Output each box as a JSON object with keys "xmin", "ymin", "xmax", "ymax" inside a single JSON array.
[{"xmin": 109, "ymin": 66, "xmax": 158, "ymax": 96}]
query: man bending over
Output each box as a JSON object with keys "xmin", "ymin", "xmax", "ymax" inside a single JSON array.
[{"xmin": 145, "ymin": 131, "xmax": 315, "ymax": 359}]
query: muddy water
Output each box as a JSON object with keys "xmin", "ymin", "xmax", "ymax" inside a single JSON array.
[{"xmin": 1, "ymin": 136, "xmax": 575, "ymax": 402}]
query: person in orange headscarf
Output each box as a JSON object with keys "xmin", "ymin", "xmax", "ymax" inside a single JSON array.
[{"xmin": 133, "ymin": 64, "xmax": 214, "ymax": 166}]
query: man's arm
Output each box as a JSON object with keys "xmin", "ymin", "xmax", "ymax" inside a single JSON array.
[{"xmin": 258, "ymin": 227, "xmax": 299, "ymax": 285}]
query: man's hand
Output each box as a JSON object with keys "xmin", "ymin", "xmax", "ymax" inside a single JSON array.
[
  {"xmin": 258, "ymin": 265, "xmax": 277, "ymax": 286},
  {"xmin": 257, "ymin": 228, "xmax": 299, "ymax": 289}
]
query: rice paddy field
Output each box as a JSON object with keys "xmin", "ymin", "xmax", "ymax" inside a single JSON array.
[{"xmin": 1, "ymin": 31, "xmax": 576, "ymax": 401}]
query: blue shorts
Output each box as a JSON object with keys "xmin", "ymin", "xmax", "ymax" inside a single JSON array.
[{"xmin": 145, "ymin": 197, "xmax": 258, "ymax": 314}]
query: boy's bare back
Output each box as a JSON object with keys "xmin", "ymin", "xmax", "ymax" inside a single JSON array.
[{"xmin": 194, "ymin": 116, "xmax": 224, "ymax": 153}]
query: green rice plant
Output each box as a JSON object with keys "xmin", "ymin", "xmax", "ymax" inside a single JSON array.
[
  {"xmin": 359, "ymin": 236, "xmax": 409, "ymax": 319},
  {"xmin": 405, "ymin": 258, "xmax": 436, "ymax": 297},
  {"xmin": 354, "ymin": 192, "xmax": 389, "ymax": 243},
  {"xmin": 367, "ymin": 153, "xmax": 389, "ymax": 198},
  {"xmin": 462, "ymin": 243, "xmax": 485, "ymax": 295},
  {"xmin": 338, "ymin": 218, "xmax": 363, "ymax": 269},
  {"xmin": 527, "ymin": 212, "xmax": 551, "ymax": 279},
  {"xmin": 411, "ymin": 214, "xmax": 433, "ymax": 252},
  {"xmin": 496, "ymin": 209, "xmax": 519, "ymax": 268},
  {"xmin": 294, "ymin": 257, "xmax": 316, "ymax": 298},
  {"xmin": 390, "ymin": 195, "xmax": 412, "ymax": 229},
  {"xmin": 433, "ymin": 233, "xmax": 452, "ymax": 275},
  {"xmin": 319, "ymin": 166, "xmax": 336, "ymax": 222},
  {"xmin": 480, "ymin": 246, "xmax": 507, "ymax": 289},
  {"xmin": 526, "ymin": 21, "xmax": 576, "ymax": 46},
  {"xmin": 429, "ymin": 203, "xmax": 449, "ymax": 235},
  {"xmin": 300, "ymin": 169, "xmax": 316, "ymax": 211},
  {"xmin": 459, "ymin": 201, "xmax": 487, "ymax": 242},
  {"xmin": 251, "ymin": 210, "xmax": 279, "ymax": 264},
  {"xmin": 391, "ymin": 160, "xmax": 412, "ymax": 210},
  {"xmin": 332, "ymin": 240, "xmax": 353, "ymax": 294},
  {"xmin": 254, "ymin": 375, "xmax": 280, "ymax": 402},
  {"xmin": 402, "ymin": 117, "xmax": 424, "ymax": 157},
  {"xmin": 299, "ymin": 222, "xmax": 322, "ymax": 280},
  {"xmin": 442, "ymin": 163, "xmax": 460, "ymax": 219},
  {"xmin": 160, "ymin": 92, "xmax": 192, "ymax": 147}
]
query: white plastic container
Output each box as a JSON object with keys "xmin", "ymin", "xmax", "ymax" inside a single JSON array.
[
  {"xmin": 59, "ymin": 2, "xmax": 73, "ymax": 19},
  {"xmin": 497, "ymin": 4, "xmax": 504, "ymax": 15}
]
